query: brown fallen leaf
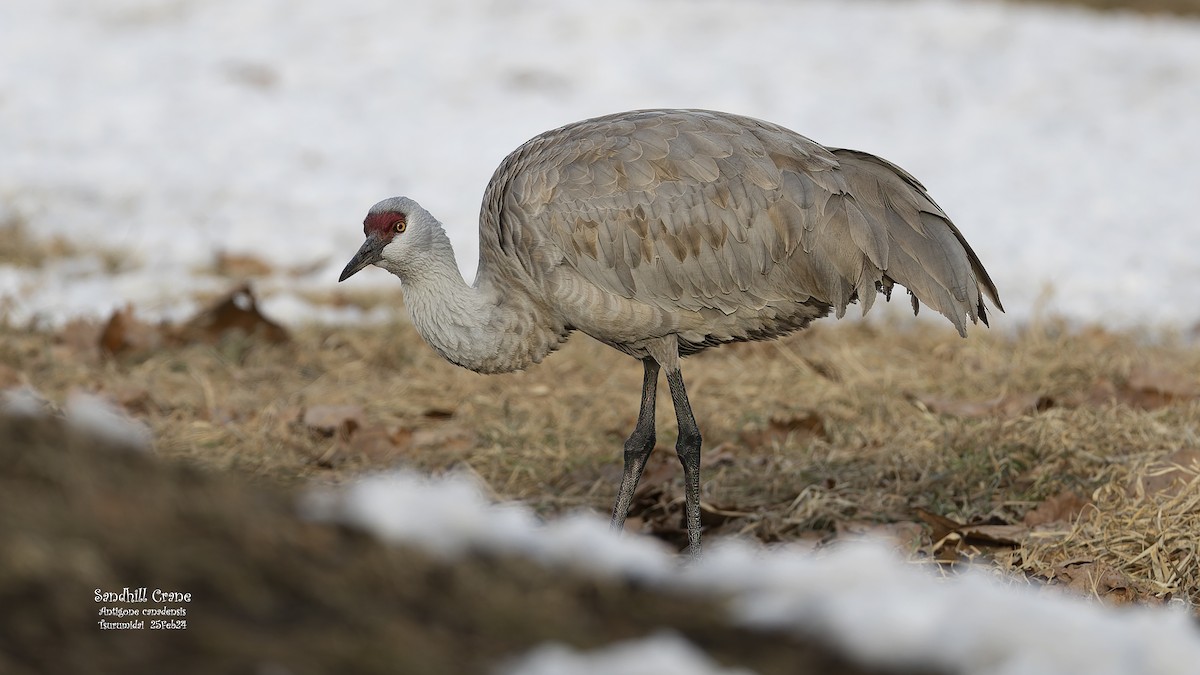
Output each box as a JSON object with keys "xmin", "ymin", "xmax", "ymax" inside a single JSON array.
[
  {"xmin": 313, "ymin": 442, "xmax": 344, "ymax": 469},
  {"xmin": 105, "ymin": 384, "xmax": 155, "ymax": 415},
  {"xmin": 698, "ymin": 501, "xmax": 754, "ymax": 528},
  {"xmin": 929, "ymin": 531, "xmax": 966, "ymax": 563},
  {"xmin": 915, "ymin": 508, "xmax": 1028, "ymax": 547},
  {"xmin": 1080, "ymin": 367, "xmax": 1200, "ymax": 411},
  {"xmin": 1127, "ymin": 364, "xmax": 1199, "ymax": 401},
  {"xmin": 302, "ymin": 404, "xmax": 364, "ymax": 438},
  {"xmin": 1131, "ymin": 448, "xmax": 1200, "ymax": 499},
  {"xmin": 739, "ymin": 412, "xmax": 826, "ymax": 450},
  {"xmin": 1023, "ymin": 490, "xmax": 1092, "ymax": 527},
  {"xmin": 1077, "ymin": 378, "xmax": 1121, "ymax": 407},
  {"xmin": 622, "ymin": 514, "xmax": 648, "ymax": 534},
  {"xmin": 348, "ymin": 424, "xmax": 404, "ymax": 462},
  {"xmin": 957, "ymin": 523, "xmax": 1028, "ymax": 546},
  {"xmin": 1041, "ymin": 560, "xmax": 1152, "ymax": 605},
  {"xmin": 909, "ymin": 392, "xmax": 1053, "ymax": 419},
  {"xmin": 409, "ymin": 424, "xmax": 476, "ymax": 454},
  {"xmin": 618, "ymin": 451, "xmax": 676, "ymax": 500},
  {"xmin": 99, "ymin": 305, "xmax": 163, "ymax": 357},
  {"xmin": 914, "ymin": 507, "xmax": 964, "ymax": 543},
  {"xmin": 179, "ymin": 284, "xmax": 289, "ymax": 344},
  {"xmin": 700, "ymin": 442, "xmax": 737, "ymax": 469},
  {"xmin": 0, "ymin": 362, "xmax": 21, "ymax": 389},
  {"xmin": 387, "ymin": 427, "xmax": 415, "ymax": 450}
]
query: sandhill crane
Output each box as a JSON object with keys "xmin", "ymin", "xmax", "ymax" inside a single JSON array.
[{"xmin": 339, "ymin": 109, "xmax": 1002, "ymax": 557}]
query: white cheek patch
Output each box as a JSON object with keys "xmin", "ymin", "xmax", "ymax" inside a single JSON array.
[{"xmin": 380, "ymin": 239, "xmax": 403, "ymax": 263}]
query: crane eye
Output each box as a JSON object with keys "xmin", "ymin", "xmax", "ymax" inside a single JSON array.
[{"xmin": 394, "ymin": 219, "xmax": 406, "ymax": 234}]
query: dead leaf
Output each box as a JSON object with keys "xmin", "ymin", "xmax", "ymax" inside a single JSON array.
[
  {"xmin": 632, "ymin": 452, "xmax": 678, "ymax": 498},
  {"xmin": 1127, "ymin": 364, "xmax": 1199, "ymax": 400},
  {"xmin": 0, "ymin": 362, "xmax": 21, "ymax": 389},
  {"xmin": 313, "ymin": 442, "xmax": 344, "ymax": 469},
  {"xmin": 1081, "ymin": 367, "xmax": 1199, "ymax": 411},
  {"xmin": 1077, "ymin": 378, "xmax": 1120, "ymax": 407},
  {"xmin": 914, "ymin": 508, "xmax": 964, "ymax": 543},
  {"xmin": 106, "ymin": 384, "xmax": 154, "ymax": 415},
  {"xmin": 388, "ymin": 427, "xmax": 415, "ymax": 449},
  {"xmin": 1024, "ymin": 490, "xmax": 1092, "ymax": 527},
  {"xmin": 410, "ymin": 424, "xmax": 476, "ymax": 454},
  {"xmin": 309, "ymin": 411, "xmax": 381, "ymax": 469},
  {"xmin": 179, "ymin": 285, "xmax": 288, "ymax": 344},
  {"xmin": 930, "ymin": 531, "xmax": 965, "ymax": 563},
  {"xmin": 622, "ymin": 514, "xmax": 648, "ymax": 534},
  {"xmin": 915, "ymin": 509, "xmax": 1027, "ymax": 548},
  {"xmin": 739, "ymin": 412, "xmax": 825, "ymax": 450},
  {"xmin": 1042, "ymin": 560, "xmax": 1151, "ymax": 605},
  {"xmin": 348, "ymin": 424, "xmax": 403, "ymax": 462},
  {"xmin": 302, "ymin": 405, "xmax": 364, "ymax": 438},
  {"xmin": 698, "ymin": 501, "xmax": 754, "ymax": 528},
  {"xmin": 700, "ymin": 442, "xmax": 737, "ymax": 469},
  {"xmin": 957, "ymin": 523, "xmax": 1028, "ymax": 546},
  {"xmin": 1131, "ymin": 448, "xmax": 1200, "ymax": 499},
  {"xmin": 909, "ymin": 392, "xmax": 1053, "ymax": 419},
  {"xmin": 99, "ymin": 305, "xmax": 163, "ymax": 357}
]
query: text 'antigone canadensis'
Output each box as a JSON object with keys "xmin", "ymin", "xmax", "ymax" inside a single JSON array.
[{"xmin": 339, "ymin": 109, "xmax": 1003, "ymax": 557}]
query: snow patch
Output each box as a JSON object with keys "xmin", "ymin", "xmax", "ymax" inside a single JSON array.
[
  {"xmin": 1, "ymin": 386, "xmax": 53, "ymax": 417},
  {"xmin": 2, "ymin": 0, "xmax": 1200, "ymax": 327},
  {"xmin": 306, "ymin": 470, "xmax": 1200, "ymax": 675},
  {"xmin": 301, "ymin": 471, "xmax": 673, "ymax": 579},
  {"xmin": 64, "ymin": 392, "xmax": 153, "ymax": 452},
  {"xmin": 685, "ymin": 541, "xmax": 1200, "ymax": 675},
  {"xmin": 502, "ymin": 632, "xmax": 757, "ymax": 675}
]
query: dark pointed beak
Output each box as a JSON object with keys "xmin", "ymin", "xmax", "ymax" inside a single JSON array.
[{"xmin": 339, "ymin": 235, "xmax": 385, "ymax": 282}]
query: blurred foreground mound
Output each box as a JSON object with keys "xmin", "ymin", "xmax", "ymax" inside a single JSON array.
[{"xmin": 0, "ymin": 409, "xmax": 900, "ymax": 675}]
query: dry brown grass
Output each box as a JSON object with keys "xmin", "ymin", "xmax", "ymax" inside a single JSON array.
[
  {"xmin": 0, "ymin": 214, "xmax": 55, "ymax": 268},
  {"xmin": 1025, "ymin": 0, "xmax": 1200, "ymax": 15},
  {"xmin": 0, "ymin": 214, "xmax": 134, "ymax": 279},
  {"xmin": 4, "ymin": 303, "xmax": 1199, "ymax": 609}
]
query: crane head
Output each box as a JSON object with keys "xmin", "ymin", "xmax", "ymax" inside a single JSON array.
[{"xmin": 338, "ymin": 198, "xmax": 413, "ymax": 282}]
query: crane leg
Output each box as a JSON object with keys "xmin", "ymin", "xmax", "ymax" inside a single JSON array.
[
  {"xmin": 665, "ymin": 368, "xmax": 703, "ymax": 558},
  {"xmin": 610, "ymin": 359, "xmax": 660, "ymax": 532}
]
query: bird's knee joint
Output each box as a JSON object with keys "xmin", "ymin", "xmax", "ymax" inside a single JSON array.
[
  {"xmin": 681, "ymin": 427, "xmax": 702, "ymax": 448},
  {"xmin": 623, "ymin": 437, "xmax": 655, "ymax": 462},
  {"xmin": 675, "ymin": 430, "xmax": 702, "ymax": 460}
]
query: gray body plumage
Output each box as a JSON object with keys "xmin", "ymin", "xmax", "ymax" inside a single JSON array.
[
  {"xmin": 474, "ymin": 109, "xmax": 1001, "ymax": 367},
  {"xmin": 341, "ymin": 109, "xmax": 1002, "ymax": 557}
]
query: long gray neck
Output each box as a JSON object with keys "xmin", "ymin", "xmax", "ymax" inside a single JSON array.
[{"xmin": 397, "ymin": 226, "xmax": 565, "ymax": 374}]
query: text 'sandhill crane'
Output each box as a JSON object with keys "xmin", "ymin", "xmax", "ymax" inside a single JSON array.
[{"xmin": 339, "ymin": 109, "xmax": 1003, "ymax": 557}]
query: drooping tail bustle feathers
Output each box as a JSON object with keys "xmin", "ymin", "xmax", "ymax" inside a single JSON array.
[{"xmin": 830, "ymin": 149, "xmax": 1002, "ymax": 336}]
